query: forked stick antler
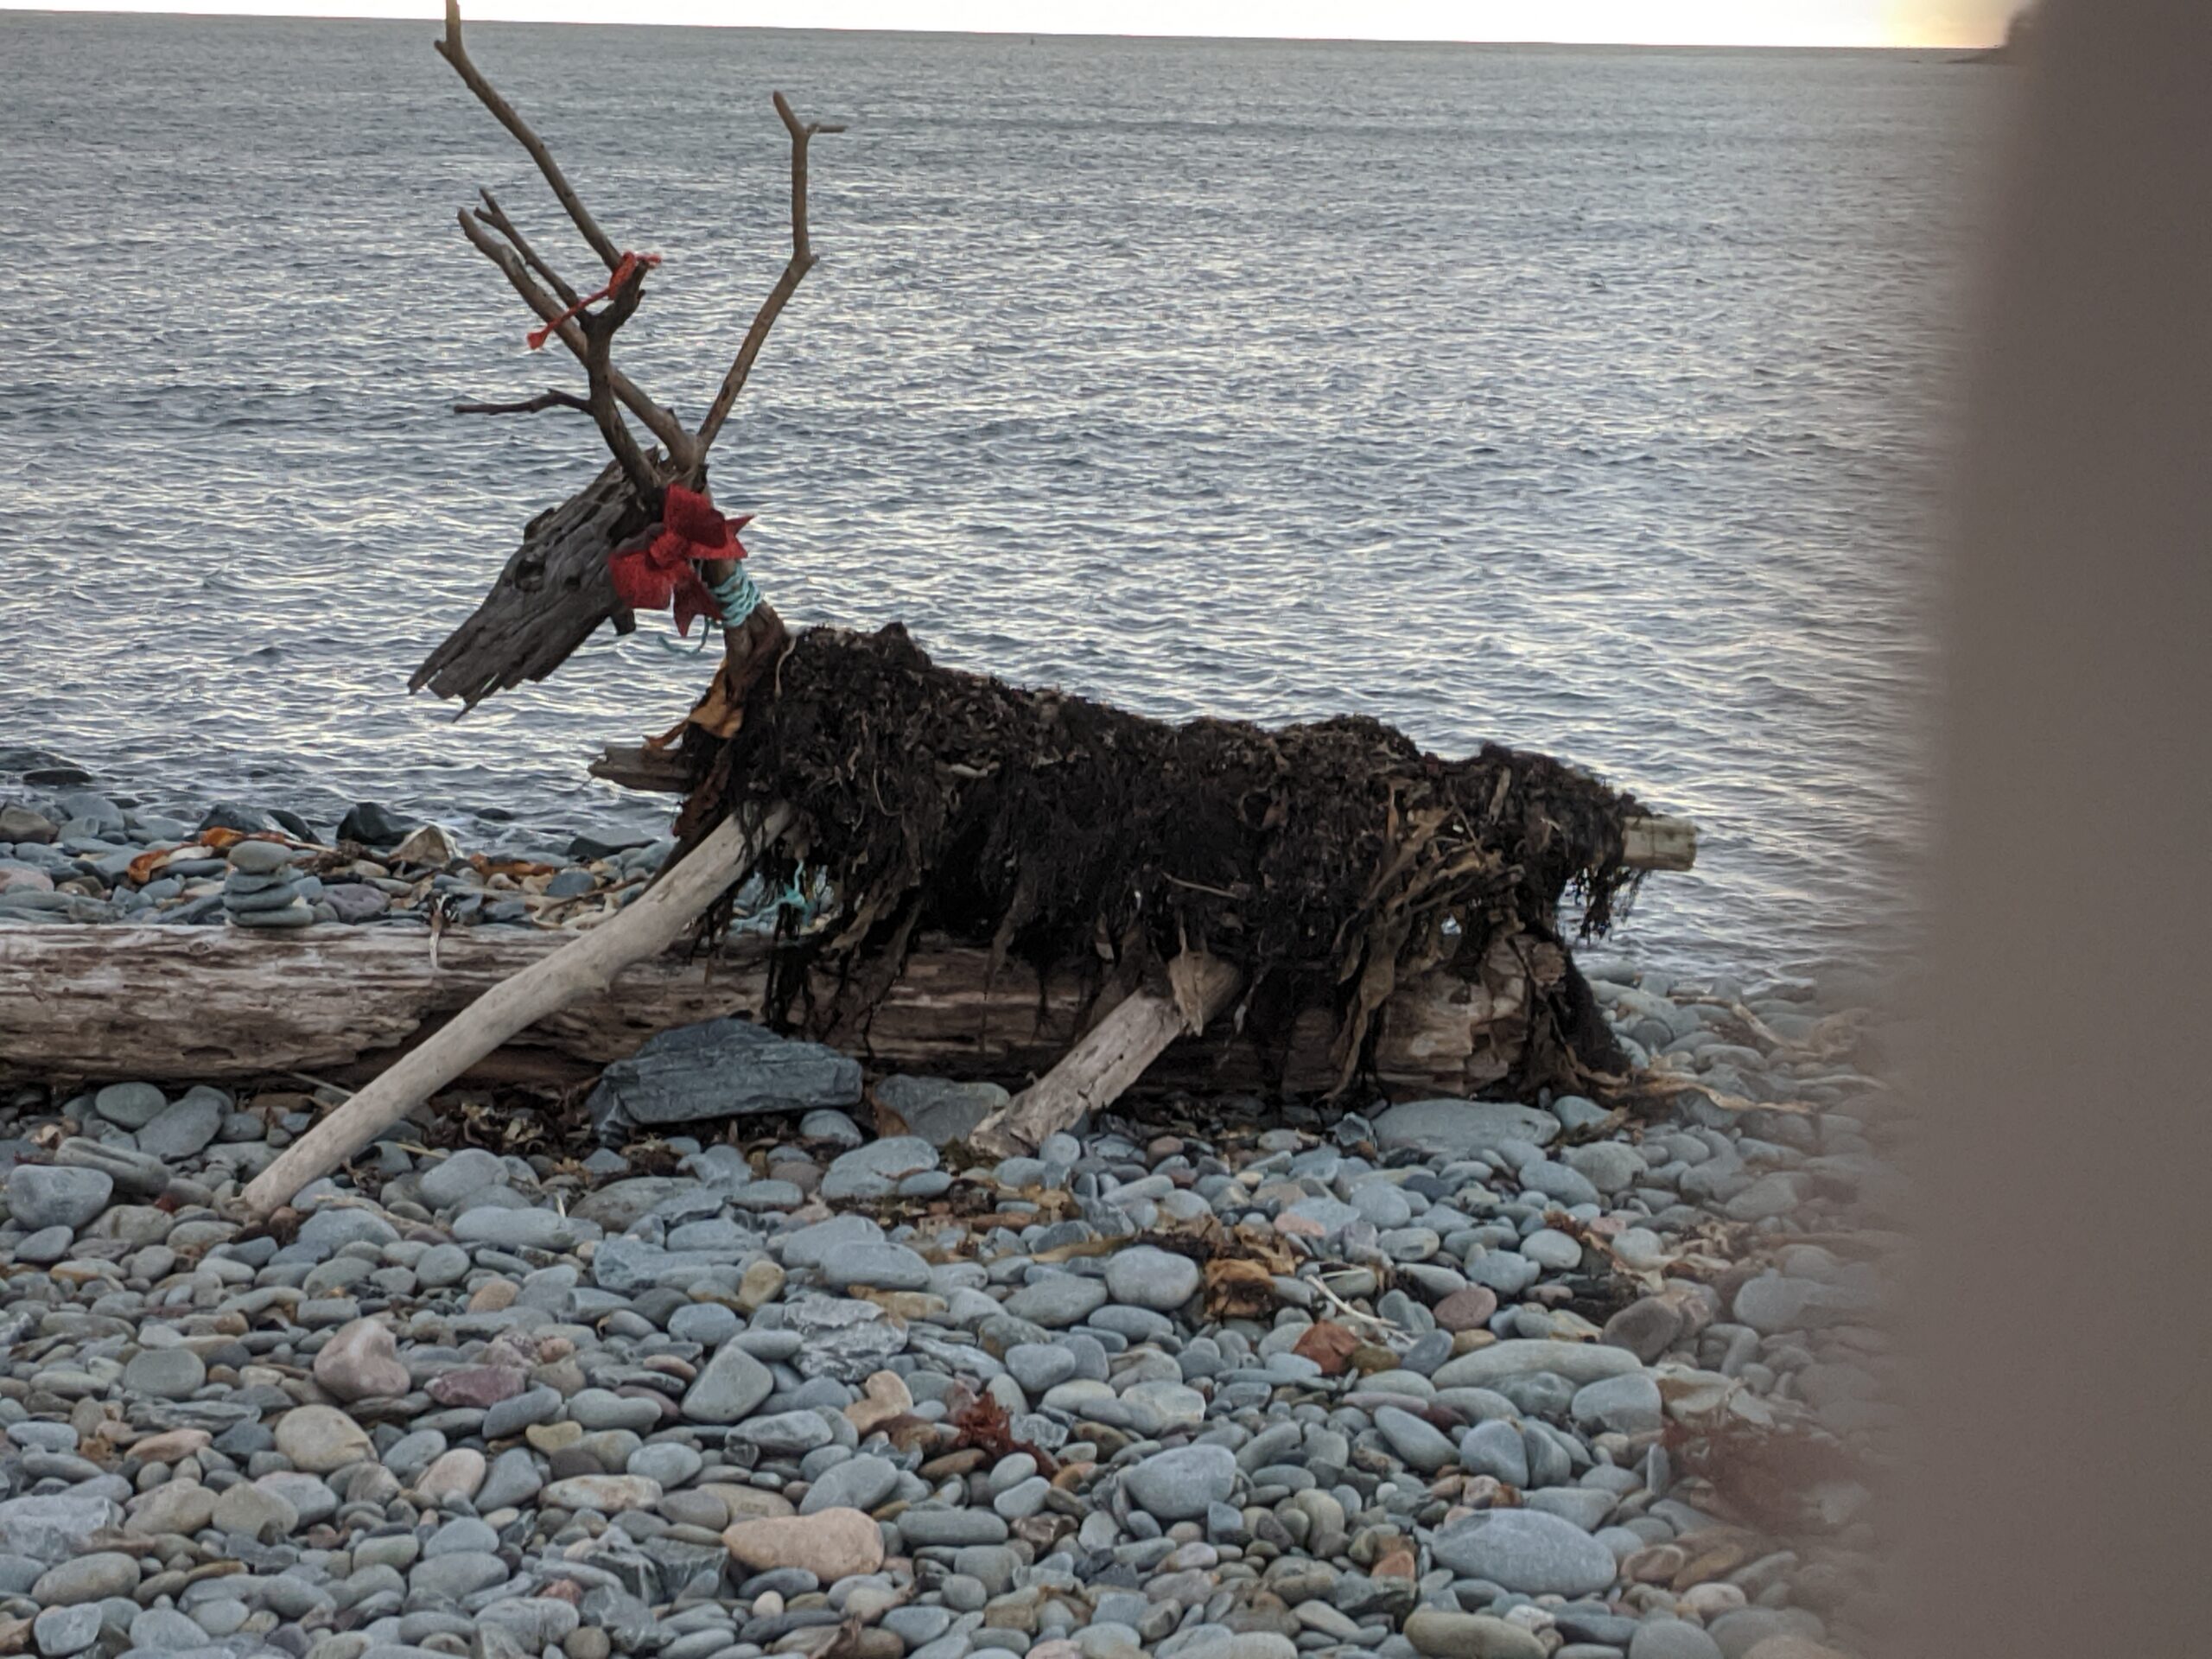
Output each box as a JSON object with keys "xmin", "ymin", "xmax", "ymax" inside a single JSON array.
[
  {"xmin": 438, "ymin": 0, "xmax": 694, "ymax": 483},
  {"xmin": 439, "ymin": 0, "xmax": 841, "ymax": 496},
  {"xmin": 434, "ymin": 0, "xmax": 622, "ymax": 273},
  {"xmin": 691, "ymin": 92, "xmax": 848, "ymax": 462}
]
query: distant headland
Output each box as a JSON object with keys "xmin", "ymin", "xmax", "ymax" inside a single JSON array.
[{"xmin": 1961, "ymin": 5, "xmax": 2038, "ymax": 64}]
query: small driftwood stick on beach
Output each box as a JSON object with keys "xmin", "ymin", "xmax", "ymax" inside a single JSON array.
[
  {"xmin": 238, "ymin": 805, "xmax": 792, "ymax": 1217},
  {"xmin": 969, "ymin": 952, "xmax": 1244, "ymax": 1160}
]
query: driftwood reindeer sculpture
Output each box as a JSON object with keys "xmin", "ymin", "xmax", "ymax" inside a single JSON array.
[{"xmin": 220, "ymin": 3, "xmax": 1701, "ymax": 1217}]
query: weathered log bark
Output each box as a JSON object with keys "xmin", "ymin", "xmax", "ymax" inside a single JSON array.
[
  {"xmin": 240, "ymin": 805, "xmax": 790, "ymax": 1217},
  {"xmin": 0, "ymin": 924, "xmax": 1551, "ymax": 1100},
  {"xmin": 589, "ymin": 742, "xmax": 689, "ymax": 792},
  {"xmin": 969, "ymin": 952, "xmax": 1243, "ymax": 1159}
]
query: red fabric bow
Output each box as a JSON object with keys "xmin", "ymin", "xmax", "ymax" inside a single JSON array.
[
  {"xmin": 608, "ymin": 485, "xmax": 754, "ymax": 638},
  {"xmin": 528, "ymin": 250, "xmax": 663, "ymax": 351}
]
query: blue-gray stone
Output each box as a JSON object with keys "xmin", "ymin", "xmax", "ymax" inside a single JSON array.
[
  {"xmin": 417, "ymin": 1148, "xmax": 508, "ymax": 1211},
  {"xmin": 16, "ymin": 1225, "xmax": 73, "ymax": 1264},
  {"xmin": 408, "ymin": 1550, "xmax": 509, "ymax": 1601},
  {"xmin": 451, "ymin": 1207, "xmax": 579, "ymax": 1251},
  {"xmin": 873, "ymin": 1076, "xmax": 1009, "ymax": 1147},
  {"xmin": 628, "ymin": 1443, "xmax": 703, "ymax": 1488},
  {"xmin": 33, "ymin": 1603, "xmax": 104, "ymax": 1657},
  {"xmin": 1627, "ymin": 1621, "xmax": 1725, "ymax": 1659},
  {"xmin": 3, "ymin": 1165, "xmax": 111, "ymax": 1230},
  {"xmin": 668, "ymin": 1303, "xmax": 741, "ymax": 1346},
  {"xmin": 1282, "ymin": 1197, "xmax": 1361, "ymax": 1237},
  {"xmin": 586, "ymin": 1018, "xmax": 861, "ymax": 1136},
  {"xmin": 125, "ymin": 1606, "xmax": 204, "ymax": 1649},
  {"xmin": 476, "ymin": 1447, "xmax": 543, "ymax": 1510},
  {"xmin": 1430, "ymin": 1508, "xmax": 1618, "ymax": 1595},
  {"xmin": 423, "ymin": 1517, "xmax": 499, "ymax": 1559},
  {"xmin": 1460, "ymin": 1419, "xmax": 1531, "ymax": 1485},
  {"xmin": 92, "ymin": 1081, "xmax": 168, "ymax": 1129},
  {"xmin": 801, "ymin": 1454, "xmax": 899, "ymax": 1516},
  {"xmin": 898, "ymin": 1508, "xmax": 1009, "ymax": 1548},
  {"xmin": 135, "ymin": 1090, "xmax": 225, "ymax": 1160},
  {"xmin": 1123, "ymin": 1444, "xmax": 1237, "ymax": 1521},
  {"xmin": 1571, "ymin": 1372, "xmax": 1664, "ymax": 1436},
  {"xmin": 298, "ymin": 1208, "xmax": 399, "ymax": 1253},
  {"xmin": 681, "ymin": 1340, "xmax": 773, "ymax": 1424},
  {"xmin": 1519, "ymin": 1159, "xmax": 1602, "ymax": 1207},
  {"xmin": 1002, "ymin": 1273, "xmax": 1108, "ymax": 1329},
  {"xmin": 819, "ymin": 1138, "xmax": 939, "ymax": 1202},
  {"xmin": 817, "ymin": 1241, "xmax": 933, "ymax": 1293},
  {"xmin": 732, "ymin": 1411, "xmax": 834, "ymax": 1455},
  {"xmin": 1006, "ymin": 1344, "xmax": 1077, "ymax": 1396},
  {"xmin": 1373, "ymin": 1405, "xmax": 1459, "ymax": 1473},
  {"xmin": 1103, "ymin": 1246, "xmax": 1202, "ymax": 1312},
  {"xmin": 1371, "ymin": 1099, "xmax": 1559, "ymax": 1159}
]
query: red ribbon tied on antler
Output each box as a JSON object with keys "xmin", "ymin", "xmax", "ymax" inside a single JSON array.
[
  {"xmin": 527, "ymin": 250, "xmax": 663, "ymax": 351},
  {"xmin": 609, "ymin": 485, "xmax": 754, "ymax": 639}
]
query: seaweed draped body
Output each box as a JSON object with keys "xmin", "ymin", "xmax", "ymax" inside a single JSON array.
[{"xmin": 678, "ymin": 625, "xmax": 1643, "ymax": 1094}]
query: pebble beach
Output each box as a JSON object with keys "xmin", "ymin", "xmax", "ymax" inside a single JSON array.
[{"xmin": 0, "ymin": 772, "xmax": 1897, "ymax": 1659}]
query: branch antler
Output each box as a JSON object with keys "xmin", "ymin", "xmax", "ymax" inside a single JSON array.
[
  {"xmin": 451, "ymin": 388, "xmax": 592, "ymax": 416},
  {"xmin": 435, "ymin": 0, "xmax": 621, "ymax": 272},
  {"xmin": 692, "ymin": 93, "xmax": 847, "ymax": 463},
  {"xmin": 437, "ymin": 0, "xmax": 696, "ymax": 487}
]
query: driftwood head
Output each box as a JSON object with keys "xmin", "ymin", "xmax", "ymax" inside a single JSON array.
[{"xmin": 415, "ymin": 1, "xmax": 842, "ymax": 708}]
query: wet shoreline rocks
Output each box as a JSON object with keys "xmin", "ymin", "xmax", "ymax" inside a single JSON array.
[{"xmin": 0, "ymin": 781, "xmax": 743, "ymax": 940}]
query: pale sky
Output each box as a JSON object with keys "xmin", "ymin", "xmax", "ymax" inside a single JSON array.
[{"xmin": 7, "ymin": 0, "xmax": 2021, "ymax": 49}]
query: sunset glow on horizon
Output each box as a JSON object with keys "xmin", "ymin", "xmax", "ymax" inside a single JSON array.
[{"xmin": 3, "ymin": 0, "xmax": 2022, "ymax": 50}]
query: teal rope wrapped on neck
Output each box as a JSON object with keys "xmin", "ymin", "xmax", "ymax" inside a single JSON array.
[
  {"xmin": 707, "ymin": 566, "xmax": 763, "ymax": 630},
  {"xmin": 653, "ymin": 567, "xmax": 765, "ymax": 657}
]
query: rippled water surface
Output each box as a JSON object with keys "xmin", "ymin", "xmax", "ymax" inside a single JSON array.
[{"xmin": 0, "ymin": 16, "xmax": 2000, "ymax": 973}]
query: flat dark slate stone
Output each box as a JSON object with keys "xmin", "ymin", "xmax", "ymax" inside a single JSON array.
[{"xmin": 586, "ymin": 1016, "xmax": 861, "ymax": 1137}]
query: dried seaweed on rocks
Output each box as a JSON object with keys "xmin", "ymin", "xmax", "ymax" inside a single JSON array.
[
  {"xmin": 946, "ymin": 1389, "xmax": 1060, "ymax": 1475},
  {"xmin": 679, "ymin": 625, "xmax": 1644, "ymax": 1092}
]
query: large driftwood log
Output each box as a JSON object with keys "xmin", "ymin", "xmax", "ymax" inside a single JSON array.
[
  {"xmin": 0, "ymin": 925, "xmax": 1551, "ymax": 1101},
  {"xmin": 239, "ymin": 807, "xmax": 790, "ymax": 1216}
]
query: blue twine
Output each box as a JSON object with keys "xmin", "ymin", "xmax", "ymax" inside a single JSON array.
[
  {"xmin": 707, "ymin": 566, "xmax": 763, "ymax": 630},
  {"xmin": 652, "ymin": 565, "xmax": 764, "ymax": 657}
]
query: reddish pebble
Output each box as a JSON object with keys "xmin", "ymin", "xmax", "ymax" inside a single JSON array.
[
  {"xmin": 426, "ymin": 1364, "xmax": 527, "ymax": 1408},
  {"xmin": 1433, "ymin": 1287, "xmax": 1499, "ymax": 1332}
]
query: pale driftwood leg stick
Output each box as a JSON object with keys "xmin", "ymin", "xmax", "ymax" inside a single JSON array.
[
  {"xmin": 969, "ymin": 952, "xmax": 1243, "ymax": 1160},
  {"xmin": 239, "ymin": 805, "xmax": 792, "ymax": 1218}
]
